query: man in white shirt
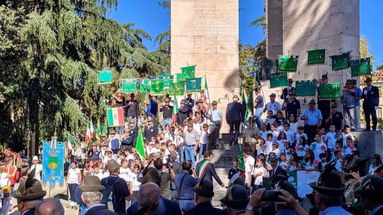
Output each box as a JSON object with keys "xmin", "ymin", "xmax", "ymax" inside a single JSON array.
[{"xmin": 243, "ymin": 149, "xmax": 255, "ymax": 187}]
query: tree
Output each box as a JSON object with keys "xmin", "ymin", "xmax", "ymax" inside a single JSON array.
[{"xmin": 0, "ymin": 0, "xmax": 163, "ymax": 156}]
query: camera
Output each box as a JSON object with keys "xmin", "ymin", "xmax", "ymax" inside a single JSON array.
[{"xmin": 262, "ymin": 190, "xmax": 282, "ymax": 201}]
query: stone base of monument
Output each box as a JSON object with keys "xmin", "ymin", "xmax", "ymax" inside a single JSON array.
[{"xmin": 353, "ymin": 130, "xmax": 383, "ymax": 161}]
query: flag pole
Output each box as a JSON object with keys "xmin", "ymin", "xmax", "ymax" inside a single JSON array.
[{"xmin": 204, "ymin": 75, "xmax": 212, "ymax": 115}]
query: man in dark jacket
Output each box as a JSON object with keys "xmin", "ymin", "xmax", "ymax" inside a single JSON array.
[
  {"xmin": 362, "ymin": 77, "xmax": 380, "ymax": 131},
  {"xmin": 101, "ymin": 160, "xmax": 130, "ymax": 215},
  {"xmin": 226, "ymin": 95, "xmax": 243, "ymax": 145},
  {"xmin": 143, "ymin": 117, "xmax": 158, "ymax": 141},
  {"xmin": 178, "ymin": 99, "xmax": 192, "ymax": 125},
  {"xmin": 127, "ymin": 182, "xmax": 181, "ymax": 215},
  {"xmin": 80, "ymin": 176, "xmax": 116, "ymax": 215},
  {"xmin": 121, "ymin": 120, "xmax": 138, "ymax": 147},
  {"xmin": 126, "ymin": 93, "xmax": 139, "ymax": 119},
  {"xmin": 195, "ymin": 151, "xmax": 224, "ymax": 187},
  {"xmin": 185, "ymin": 179, "xmax": 225, "ymax": 215}
]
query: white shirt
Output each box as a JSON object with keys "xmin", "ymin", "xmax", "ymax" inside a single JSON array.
[
  {"xmin": 283, "ymin": 129, "xmax": 295, "ymax": 143},
  {"xmin": 119, "ymin": 167, "xmax": 131, "ymax": 182},
  {"xmin": 68, "ymin": 168, "xmax": 81, "ymax": 184},
  {"xmin": 310, "ymin": 142, "xmax": 327, "ymax": 161},
  {"xmin": 326, "ymin": 132, "xmax": 337, "ymax": 150},
  {"xmin": 200, "ymin": 130, "xmax": 209, "ymax": 145},
  {"xmin": 0, "ymin": 173, "xmax": 10, "ymax": 188},
  {"xmin": 252, "ymin": 166, "xmax": 267, "ymax": 185},
  {"xmin": 244, "ymin": 156, "xmax": 255, "ymax": 185},
  {"xmin": 30, "ymin": 163, "xmax": 43, "ymax": 181}
]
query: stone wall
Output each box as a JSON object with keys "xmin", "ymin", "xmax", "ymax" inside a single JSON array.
[{"xmin": 171, "ymin": 0, "xmax": 240, "ymax": 132}]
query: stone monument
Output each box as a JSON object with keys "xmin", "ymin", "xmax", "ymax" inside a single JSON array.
[{"xmin": 171, "ymin": 0, "xmax": 240, "ymax": 131}]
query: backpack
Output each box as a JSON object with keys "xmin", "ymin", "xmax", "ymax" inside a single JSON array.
[
  {"xmin": 101, "ymin": 177, "xmax": 120, "ymax": 210},
  {"xmin": 110, "ymin": 138, "xmax": 120, "ymax": 150}
]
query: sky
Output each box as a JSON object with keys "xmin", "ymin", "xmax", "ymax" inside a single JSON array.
[{"xmin": 108, "ymin": 0, "xmax": 383, "ymax": 68}]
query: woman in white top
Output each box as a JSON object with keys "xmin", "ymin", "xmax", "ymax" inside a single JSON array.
[
  {"xmin": 67, "ymin": 161, "xmax": 82, "ymax": 202},
  {"xmin": 29, "ymin": 156, "xmax": 43, "ymax": 181}
]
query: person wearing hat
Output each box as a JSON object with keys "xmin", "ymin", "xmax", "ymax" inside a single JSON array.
[
  {"xmin": 355, "ymin": 175, "xmax": 383, "ymax": 215},
  {"xmin": 88, "ymin": 143, "xmax": 102, "ymax": 161},
  {"xmin": 300, "ymin": 99, "xmax": 323, "ymax": 143},
  {"xmin": 29, "ymin": 155, "xmax": 43, "ymax": 181},
  {"xmin": 282, "ymin": 92, "xmax": 300, "ymax": 119},
  {"xmin": 281, "ymin": 79, "xmax": 296, "ymax": 102},
  {"xmin": 264, "ymin": 93, "xmax": 281, "ymax": 116},
  {"xmin": 185, "ymin": 93, "xmax": 195, "ymax": 108},
  {"xmin": 209, "ymin": 100, "xmax": 223, "ymax": 150},
  {"xmin": 127, "ymin": 182, "xmax": 181, "ymax": 215},
  {"xmin": 121, "ymin": 120, "xmax": 138, "ymax": 147},
  {"xmin": 220, "ymin": 185, "xmax": 249, "ymax": 215},
  {"xmin": 361, "ymin": 77, "xmax": 379, "ymax": 131},
  {"xmin": 12, "ymin": 170, "xmax": 46, "ymax": 215},
  {"xmin": 326, "ymin": 104, "xmax": 344, "ymax": 131},
  {"xmin": 226, "ymin": 95, "xmax": 244, "ymax": 146},
  {"xmin": 80, "ymin": 176, "xmax": 116, "ymax": 215},
  {"xmin": 143, "ymin": 116, "xmax": 158, "ymax": 142},
  {"xmin": 309, "ymin": 162, "xmax": 351, "ymax": 215},
  {"xmin": 100, "ymin": 160, "xmax": 130, "ymax": 215},
  {"xmin": 185, "ymin": 179, "xmax": 225, "ymax": 215}
]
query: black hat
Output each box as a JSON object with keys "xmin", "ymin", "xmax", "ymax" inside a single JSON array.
[
  {"xmin": 354, "ymin": 175, "xmax": 383, "ymax": 196},
  {"xmin": 193, "ymin": 179, "xmax": 214, "ymax": 198},
  {"xmin": 137, "ymin": 167, "xmax": 161, "ymax": 185},
  {"xmin": 309, "ymin": 99, "xmax": 316, "ymax": 105},
  {"xmin": 212, "ymin": 100, "xmax": 218, "ymax": 105},
  {"xmin": 309, "ymin": 161, "xmax": 345, "ymax": 196},
  {"xmin": 220, "ymin": 185, "xmax": 249, "ymax": 209},
  {"xmin": 365, "ymin": 77, "xmax": 372, "ymax": 83}
]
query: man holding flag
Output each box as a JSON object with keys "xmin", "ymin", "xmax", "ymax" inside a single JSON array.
[{"xmin": 195, "ymin": 151, "xmax": 224, "ymax": 188}]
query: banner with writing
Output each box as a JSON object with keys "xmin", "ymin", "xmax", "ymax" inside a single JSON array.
[
  {"xmin": 295, "ymin": 80, "xmax": 317, "ymax": 97},
  {"xmin": 351, "ymin": 58, "xmax": 371, "ymax": 77},
  {"xmin": 121, "ymin": 79, "xmax": 137, "ymax": 93},
  {"xmin": 331, "ymin": 53, "xmax": 350, "ymax": 70},
  {"xmin": 269, "ymin": 72, "xmax": 288, "ymax": 88},
  {"xmin": 42, "ymin": 137, "xmax": 65, "ymax": 188},
  {"xmin": 169, "ymin": 81, "xmax": 185, "ymax": 96},
  {"xmin": 307, "ymin": 49, "xmax": 326, "ymax": 65},
  {"xmin": 319, "ymin": 82, "xmax": 341, "ymax": 99},
  {"xmin": 150, "ymin": 79, "xmax": 165, "ymax": 95},
  {"xmin": 278, "ymin": 55, "xmax": 298, "ymax": 72},
  {"xmin": 98, "ymin": 70, "xmax": 113, "ymax": 84},
  {"xmin": 176, "ymin": 73, "xmax": 185, "ymax": 82},
  {"xmin": 158, "ymin": 74, "xmax": 174, "ymax": 88},
  {"xmin": 297, "ymin": 171, "xmax": 320, "ymax": 198},
  {"xmin": 186, "ymin": 78, "xmax": 202, "ymax": 93},
  {"xmin": 287, "ymin": 170, "xmax": 298, "ymax": 189},
  {"xmin": 139, "ymin": 79, "xmax": 152, "ymax": 92}
]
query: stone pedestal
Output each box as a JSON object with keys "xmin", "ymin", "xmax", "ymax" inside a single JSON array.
[{"xmin": 171, "ymin": 0, "xmax": 240, "ymax": 132}]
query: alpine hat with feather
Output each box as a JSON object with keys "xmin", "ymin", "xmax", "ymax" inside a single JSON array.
[
  {"xmin": 11, "ymin": 169, "xmax": 46, "ymax": 201},
  {"xmin": 309, "ymin": 160, "xmax": 345, "ymax": 196}
]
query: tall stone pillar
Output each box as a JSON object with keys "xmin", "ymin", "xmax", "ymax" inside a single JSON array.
[
  {"xmin": 171, "ymin": 0, "xmax": 240, "ymax": 132},
  {"xmin": 266, "ymin": 0, "xmax": 283, "ymax": 60}
]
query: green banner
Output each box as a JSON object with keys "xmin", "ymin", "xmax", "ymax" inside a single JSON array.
[
  {"xmin": 121, "ymin": 79, "xmax": 137, "ymax": 93},
  {"xmin": 186, "ymin": 78, "xmax": 202, "ymax": 93},
  {"xmin": 139, "ymin": 79, "xmax": 151, "ymax": 92},
  {"xmin": 98, "ymin": 70, "xmax": 113, "ymax": 84},
  {"xmin": 158, "ymin": 74, "xmax": 174, "ymax": 88},
  {"xmin": 319, "ymin": 82, "xmax": 341, "ymax": 99},
  {"xmin": 181, "ymin": 65, "xmax": 196, "ymax": 79},
  {"xmin": 296, "ymin": 80, "xmax": 317, "ymax": 97},
  {"xmin": 307, "ymin": 49, "xmax": 326, "ymax": 65},
  {"xmin": 150, "ymin": 79, "xmax": 164, "ymax": 95},
  {"xmin": 269, "ymin": 73, "xmax": 288, "ymax": 88},
  {"xmin": 351, "ymin": 58, "xmax": 371, "ymax": 77},
  {"xmin": 331, "ymin": 53, "xmax": 350, "ymax": 70},
  {"xmin": 176, "ymin": 73, "xmax": 185, "ymax": 82},
  {"xmin": 287, "ymin": 170, "xmax": 297, "ymax": 189},
  {"xmin": 169, "ymin": 81, "xmax": 185, "ymax": 96},
  {"xmin": 278, "ymin": 55, "xmax": 298, "ymax": 72}
]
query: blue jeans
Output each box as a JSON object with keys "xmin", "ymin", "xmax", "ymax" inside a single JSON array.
[
  {"xmin": 185, "ymin": 145, "xmax": 196, "ymax": 167},
  {"xmin": 177, "ymin": 147, "xmax": 185, "ymax": 163},
  {"xmin": 255, "ymin": 107, "xmax": 263, "ymax": 128},
  {"xmin": 179, "ymin": 200, "xmax": 195, "ymax": 214},
  {"xmin": 162, "ymin": 118, "xmax": 172, "ymax": 129},
  {"xmin": 199, "ymin": 144, "xmax": 207, "ymax": 160}
]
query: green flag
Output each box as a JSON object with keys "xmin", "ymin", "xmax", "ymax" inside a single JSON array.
[
  {"xmin": 204, "ymin": 76, "xmax": 208, "ymax": 90},
  {"xmin": 295, "ymin": 80, "xmax": 317, "ymax": 97},
  {"xmin": 121, "ymin": 79, "xmax": 137, "ymax": 93},
  {"xmin": 351, "ymin": 58, "xmax": 371, "ymax": 77},
  {"xmin": 135, "ymin": 128, "xmax": 146, "ymax": 159},
  {"xmin": 181, "ymin": 65, "xmax": 196, "ymax": 79},
  {"xmin": 238, "ymin": 146, "xmax": 245, "ymax": 171},
  {"xmin": 319, "ymin": 82, "xmax": 341, "ymax": 99},
  {"xmin": 98, "ymin": 70, "xmax": 113, "ymax": 84},
  {"xmin": 278, "ymin": 55, "xmax": 298, "ymax": 72},
  {"xmin": 158, "ymin": 74, "xmax": 174, "ymax": 88},
  {"xmin": 269, "ymin": 72, "xmax": 288, "ymax": 88},
  {"xmin": 67, "ymin": 132, "xmax": 75, "ymax": 149},
  {"xmin": 241, "ymin": 88, "xmax": 253, "ymax": 121},
  {"xmin": 172, "ymin": 96, "xmax": 178, "ymax": 115},
  {"xmin": 150, "ymin": 79, "xmax": 164, "ymax": 95},
  {"xmin": 331, "ymin": 53, "xmax": 350, "ymax": 70},
  {"xmin": 176, "ymin": 73, "xmax": 185, "ymax": 82},
  {"xmin": 139, "ymin": 79, "xmax": 151, "ymax": 92},
  {"xmin": 307, "ymin": 49, "xmax": 326, "ymax": 65},
  {"xmin": 186, "ymin": 78, "xmax": 202, "ymax": 93},
  {"xmin": 169, "ymin": 81, "xmax": 185, "ymax": 96}
]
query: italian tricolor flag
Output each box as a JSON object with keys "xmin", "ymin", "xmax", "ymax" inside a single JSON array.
[
  {"xmin": 107, "ymin": 107, "xmax": 125, "ymax": 127},
  {"xmin": 85, "ymin": 121, "xmax": 94, "ymax": 144}
]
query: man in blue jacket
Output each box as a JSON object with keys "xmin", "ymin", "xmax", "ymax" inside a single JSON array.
[
  {"xmin": 226, "ymin": 95, "xmax": 243, "ymax": 146},
  {"xmin": 362, "ymin": 77, "xmax": 380, "ymax": 131}
]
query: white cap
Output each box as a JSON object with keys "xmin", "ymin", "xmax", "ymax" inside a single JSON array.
[{"xmin": 32, "ymin": 156, "xmax": 39, "ymax": 161}]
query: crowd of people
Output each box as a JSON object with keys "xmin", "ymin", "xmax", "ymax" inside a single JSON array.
[{"xmin": 0, "ymin": 76, "xmax": 382, "ymax": 215}]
